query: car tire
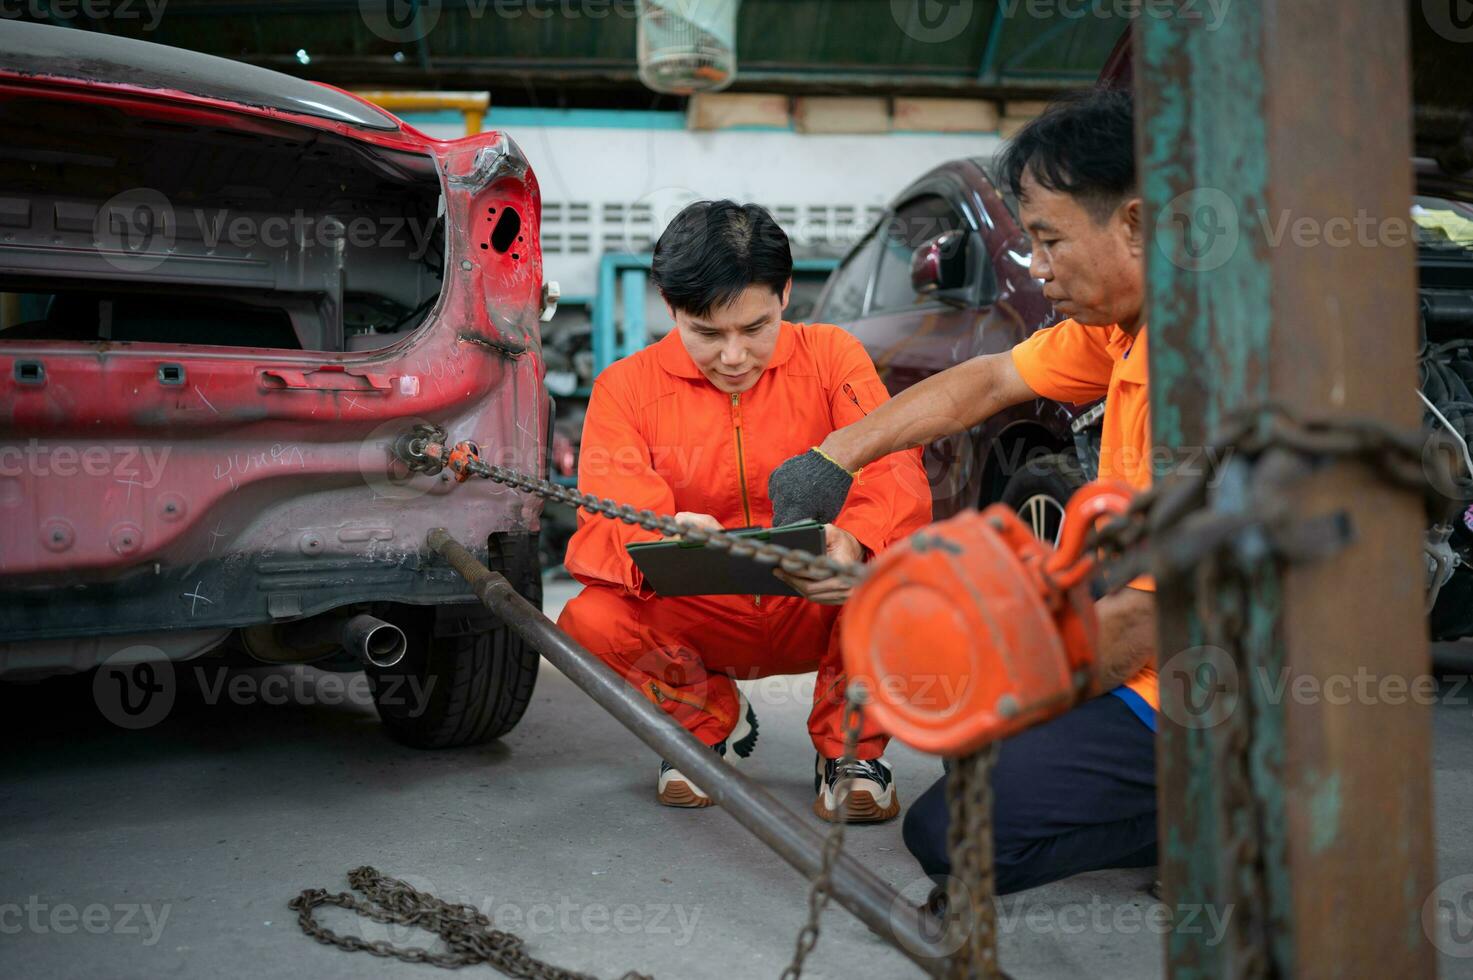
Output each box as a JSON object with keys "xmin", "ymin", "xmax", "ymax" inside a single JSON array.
[
  {"xmin": 367, "ymin": 607, "xmax": 540, "ymax": 749},
  {"xmin": 998, "ymin": 451, "xmax": 1084, "ymax": 546}
]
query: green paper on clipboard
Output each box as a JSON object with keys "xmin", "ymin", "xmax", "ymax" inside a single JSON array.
[{"xmin": 625, "ymin": 521, "xmax": 826, "ymax": 598}]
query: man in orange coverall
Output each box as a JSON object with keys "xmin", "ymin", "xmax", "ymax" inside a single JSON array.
[{"xmin": 556, "ymin": 200, "xmax": 931, "ymax": 822}]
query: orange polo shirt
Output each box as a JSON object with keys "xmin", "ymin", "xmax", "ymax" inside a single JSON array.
[{"xmin": 1011, "ymin": 319, "xmax": 1158, "ymax": 725}]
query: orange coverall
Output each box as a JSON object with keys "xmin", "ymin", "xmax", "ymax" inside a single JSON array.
[{"xmin": 556, "ymin": 321, "xmax": 932, "ymax": 759}]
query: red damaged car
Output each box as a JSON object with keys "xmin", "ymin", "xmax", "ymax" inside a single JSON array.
[{"xmin": 0, "ymin": 22, "xmax": 554, "ymax": 746}]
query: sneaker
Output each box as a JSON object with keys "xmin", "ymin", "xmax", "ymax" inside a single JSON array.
[
  {"xmin": 656, "ymin": 689, "xmax": 759, "ymax": 808},
  {"xmin": 813, "ymin": 754, "xmax": 899, "ymax": 823}
]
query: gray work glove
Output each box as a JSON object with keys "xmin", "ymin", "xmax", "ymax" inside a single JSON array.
[{"xmin": 768, "ymin": 449, "xmax": 854, "ymax": 527}]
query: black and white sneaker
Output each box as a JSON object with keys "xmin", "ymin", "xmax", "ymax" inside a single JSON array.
[
  {"xmin": 656, "ymin": 689, "xmax": 759, "ymax": 808},
  {"xmin": 813, "ymin": 754, "xmax": 899, "ymax": 823}
]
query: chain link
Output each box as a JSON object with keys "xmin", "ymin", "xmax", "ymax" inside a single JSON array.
[
  {"xmin": 378, "ymin": 406, "xmax": 1441, "ymax": 979},
  {"xmin": 779, "ymin": 687, "xmax": 867, "ymax": 980},
  {"xmin": 943, "ymin": 745, "xmax": 1003, "ymax": 980},
  {"xmin": 1085, "ymin": 403, "xmax": 1458, "ymax": 586},
  {"xmin": 400, "ymin": 426, "xmax": 865, "ymax": 584},
  {"xmin": 389, "ymin": 429, "xmax": 981, "ymax": 978},
  {"xmin": 287, "ymin": 866, "xmax": 651, "ymax": 980},
  {"xmin": 1194, "ymin": 558, "xmax": 1272, "ymax": 978},
  {"xmin": 289, "ymin": 697, "xmax": 895, "ymax": 980},
  {"xmin": 1078, "ymin": 403, "xmax": 1448, "ymax": 975}
]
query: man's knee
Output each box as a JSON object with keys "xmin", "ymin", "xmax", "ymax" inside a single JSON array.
[
  {"xmin": 902, "ymin": 775, "xmax": 951, "ymax": 877},
  {"xmin": 558, "ymin": 584, "xmax": 639, "ymax": 651},
  {"xmin": 991, "ymin": 847, "xmax": 1041, "ymax": 896}
]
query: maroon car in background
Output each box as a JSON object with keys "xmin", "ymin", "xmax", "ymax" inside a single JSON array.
[
  {"xmin": 0, "ymin": 22, "xmax": 554, "ymax": 746},
  {"xmin": 816, "ymin": 25, "xmax": 1473, "ymax": 644},
  {"xmin": 810, "ymin": 157, "xmax": 1093, "ymax": 544}
]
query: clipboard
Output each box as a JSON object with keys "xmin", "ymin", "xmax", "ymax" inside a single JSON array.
[{"xmin": 626, "ymin": 521, "xmax": 827, "ymax": 597}]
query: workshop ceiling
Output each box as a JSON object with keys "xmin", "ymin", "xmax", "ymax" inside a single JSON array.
[
  {"xmin": 10, "ymin": 0, "xmax": 1466, "ymax": 165},
  {"xmin": 8, "ymin": 0, "xmax": 1126, "ymax": 106}
]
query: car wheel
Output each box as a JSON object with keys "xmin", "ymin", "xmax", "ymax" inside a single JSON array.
[
  {"xmin": 367, "ymin": 606, "xmax": 540, "ymax": 749},
  {"xmin": 998, "ymin": 451, "xmax": 1084, "ymax": 546}
]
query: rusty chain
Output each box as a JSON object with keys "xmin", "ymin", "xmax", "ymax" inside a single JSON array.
[
  {"xmin": 356, "ymin": 406, "xmax": 1452, "ymax": 979},
  {"xmin": 942, "ymin": 745, "xmax": 1003, "ymax": 980},
  {"xmin": 779, "ymin": 687, "xmax": 866, "ymax": 980},
  {"xmin": 398, "ymin": 424, "xmax": 865, "ymax": 584},
  {"xmin": 1085, "ymin": 403, "xmax": 1462, "ymax": 587},
  {"xmin": 286, "ymin": 694, "xmax": 890, "ymax": 980},
  {"xmin": 1194, "ymin": 556, "xmax": 1272, "ymax": 979},
  {"xmin": 378, "ymin": 428, "xmax": 986, "ymax": 979},
  {"xmin": 402, "ymin": 406, "xmax": 1460, "ymax": 597},
  {"xmin": 1077, "ymin": 404, "xmax": 1459, "ymax": 975},
  {"xmin": 287, "ymin": 866, "xmax": 651, "ymax": 980}
]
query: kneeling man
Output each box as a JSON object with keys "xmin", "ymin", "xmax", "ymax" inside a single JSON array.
[{"xmin": 557, "ymin": 200, "xmax": 931, "ymax": 822}]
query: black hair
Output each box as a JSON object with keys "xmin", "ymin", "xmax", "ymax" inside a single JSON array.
[
  {"xmin": 650, "ymin": 200, "xmax": 793, "ymax": 318},
  {"xmin": 997, "ymin": 88, "xmax": 1137, "ymax": 223}
]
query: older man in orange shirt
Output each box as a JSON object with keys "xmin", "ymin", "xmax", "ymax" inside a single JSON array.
[{"xmin": 769, "ymin": 89, "xmax": 1159, "ymax": 893}]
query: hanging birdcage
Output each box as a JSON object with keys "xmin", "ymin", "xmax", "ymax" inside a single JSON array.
[{"xmin": 637, "ymin": 0, "xmax": 741, "ymax": 95}]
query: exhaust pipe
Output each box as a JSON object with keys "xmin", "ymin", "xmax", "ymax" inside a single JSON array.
[{"xmin": 340, "ymin": 614, "xmax": 407, "ymax": 668}]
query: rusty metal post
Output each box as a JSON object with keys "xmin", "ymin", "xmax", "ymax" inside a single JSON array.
[
  {"xmin": 426, "ymin": 528, "xmax": 956, "ymax": 976},
  {"xmin": 1136, "ymin": 3, "xmax": 1436, "ymax": 976}
]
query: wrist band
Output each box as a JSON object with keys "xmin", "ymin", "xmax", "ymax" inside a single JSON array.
[{"xmin": 811, "ymin": 445, "xmax": 857, "ymax": 478}]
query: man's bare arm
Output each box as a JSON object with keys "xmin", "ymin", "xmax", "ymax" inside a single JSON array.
[
  {"xmin": 818, "ymin": 351, "xmax": 1038, "ymax": 473},
  {"xmin": 1091, "ymin": 587, "xmax": 1157, "ymax": 693}
]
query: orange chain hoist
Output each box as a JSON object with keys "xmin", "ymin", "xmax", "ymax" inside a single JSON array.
[{"xmin": 839, "ymin": 480, "xmax": 1135, "ymax": 757}]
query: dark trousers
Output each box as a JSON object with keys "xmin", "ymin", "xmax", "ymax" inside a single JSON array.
[{"xmin": 902, "ymin": 693, "xmax": 1157, "ymax": 895}]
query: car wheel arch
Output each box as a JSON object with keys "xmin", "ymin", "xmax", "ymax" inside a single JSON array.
[{"xmin": 977, "ymin": 416, "xmax": 1071, "ymax": 509}]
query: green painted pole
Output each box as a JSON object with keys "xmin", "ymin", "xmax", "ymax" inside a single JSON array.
[{"xmin": 1136, "ymin": 2, "xmax": 1436, "ymax": 976}]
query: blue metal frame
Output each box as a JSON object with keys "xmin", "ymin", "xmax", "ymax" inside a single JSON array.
[{"xmin": 592, "ymin": 253, "xmax": 652, "ymax": 378}]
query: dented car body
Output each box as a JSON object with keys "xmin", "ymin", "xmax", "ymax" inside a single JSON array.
[{"xmin": 0, "ymin": 23, "xmax": 550, "ymax": 744}]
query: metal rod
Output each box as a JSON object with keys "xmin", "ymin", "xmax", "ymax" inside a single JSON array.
[{"xmin": 427, "ymin": 528, "xmax": 953, "ymax": 976}]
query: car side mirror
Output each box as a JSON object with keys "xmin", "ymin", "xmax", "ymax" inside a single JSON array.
[{"xmin": 910, "ymin": 231, "xmax": 970, "ymax": 307}]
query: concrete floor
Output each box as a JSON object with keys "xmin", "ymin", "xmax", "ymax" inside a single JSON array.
[{"xmin": 2, "ymin": 578, "xmax": 1472, "ymax": 979}]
